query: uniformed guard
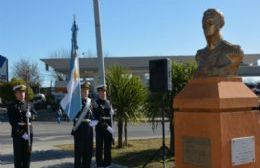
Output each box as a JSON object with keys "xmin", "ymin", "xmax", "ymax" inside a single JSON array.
[
  {"xmin": 93, "ymin": 84, "xmax": 114, "ymax": 168},
  {"xmin": 7, "ymin": 84, "xmax": 33, "ymax": 168},
  {"xmin": 71, "ymin": 82, "xmax": 95, "ymax": 168}
]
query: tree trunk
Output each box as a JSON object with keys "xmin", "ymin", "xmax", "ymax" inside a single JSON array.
[
  {"xmin": 117, "ymin": 118, "xmax": 123, "ymax": 148},
  {"xmin": 124, "ymin": 118, "xmax": 128, "ymax": 146}
]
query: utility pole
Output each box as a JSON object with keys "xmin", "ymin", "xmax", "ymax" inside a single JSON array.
[{"xmin": 93, "ymin": 0, "xmax": 105, "ymax": 86}]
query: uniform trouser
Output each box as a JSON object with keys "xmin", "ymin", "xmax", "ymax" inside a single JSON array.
[
  {"xmin": 74, "ymin": 129, "xmax": 93, "ymax": 168},
  {"xmin": 12, "ymin": 136, "xmax": 32, "ymax": 168},
  {"xmin": 95, "ymin": 127, "xmax": 112, "ymax": 167}
]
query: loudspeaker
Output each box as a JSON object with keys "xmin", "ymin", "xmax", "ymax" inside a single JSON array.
[{"xmin": 149, "ymin": 58, "xmax": 172, "ymax": 92}]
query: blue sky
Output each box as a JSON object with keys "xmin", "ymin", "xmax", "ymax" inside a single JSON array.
[{"xmin": 1, "ymin": 0, "xmax": 260, "ymax": 86}]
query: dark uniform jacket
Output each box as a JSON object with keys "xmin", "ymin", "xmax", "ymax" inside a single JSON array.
[
  {"xmin": 7, "ymin": 100, "xmax": 33, "ymax": 138},
  {"xmin": 93, "ymin": 98, "xmax": 112, "ymax": 129},
  {"xmin": 72, "ymin": 98, "xmax": 93, "ymax": 136}
]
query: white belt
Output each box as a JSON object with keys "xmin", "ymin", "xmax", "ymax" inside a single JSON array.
[
  {"xmin": 75, "ymin": 119, "xmax": 91, "ymax": 123},
  {"xmin": 101, "ymin": 117, "xmax": 111, "ymax": 120},
  {"xmin": 18, "ymin": 122, "xmax": 31, "ymax": 126}
]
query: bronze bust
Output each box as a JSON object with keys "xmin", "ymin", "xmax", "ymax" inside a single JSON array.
[{"xmin": 194, "ymin": 9, "xmax": 244, "ymax": 77}]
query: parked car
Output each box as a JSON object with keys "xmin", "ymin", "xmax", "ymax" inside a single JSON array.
[{"xmin": 32, "ymin": 93, "xmax": 46, "ymax": 110}]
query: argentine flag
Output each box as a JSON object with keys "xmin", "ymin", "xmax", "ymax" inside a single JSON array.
[{"xmin": 60, "ymin": 55, "xmax": 81, "ymax": 120}]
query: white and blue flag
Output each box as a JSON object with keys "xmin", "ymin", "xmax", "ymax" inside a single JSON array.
[{"xmin": 60, "ymin": 17, "xmax": 81, "ymax": 120}]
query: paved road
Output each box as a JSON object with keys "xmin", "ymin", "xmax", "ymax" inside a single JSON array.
[
  {"xmin": 0, "ymin": 121, "xmax": 170, "ymax": 144},
  {"xmin": 0, "ymin": 121, "xmax": 170, "ymax": 168}
]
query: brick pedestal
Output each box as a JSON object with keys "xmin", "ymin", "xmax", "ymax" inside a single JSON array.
[{"xmin": 174, "ymin": 77, "xmax": 259, "ymax": 168}]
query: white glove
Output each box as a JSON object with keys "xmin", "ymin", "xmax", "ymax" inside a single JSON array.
[
  {"xmin": 26, "ymin": 111, "xmax": 31, "ymax": 118},
  {"xmin": 89, "ymin": 120, "xmax": 98, "ymax": 127},
  {"xmin": 22, "ymin": 133, "xmax": 29, "ymax": 140},
  {"xmin": 106, "ymin": 126, "xmax": 114, "ymax": 134}
]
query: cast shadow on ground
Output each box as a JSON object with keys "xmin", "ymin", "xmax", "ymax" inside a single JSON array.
[
  {"xmin": 113, "ymin": 148, "xmax": 173, "ymax": 168},
  {"xmin": 0, "ymin": 149, "xmax": 73, "ymax": 164},
  {"xmin": 40, "ymin": 162, "xmax": 74, "ymax": 168},
  {"xmin": 113, "ymin": 148, "xmax": 159, "ymax": 167}
]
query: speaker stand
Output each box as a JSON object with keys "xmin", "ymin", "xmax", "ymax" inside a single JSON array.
[{"xmin": 142, "ymin": 93, "xmax": 170, "ymax": 168}]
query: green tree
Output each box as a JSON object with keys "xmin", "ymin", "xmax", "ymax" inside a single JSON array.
[
  {"xmin": 0, "ymin": 78, "xmax": 34, "ymax": 104},
  {"xmin": 147, "ymin": 61, "xmax": 197, "ymax": 155},
  {"xmin": 106, "ymin": 65, "xmax": 147, "ymax": 148}
]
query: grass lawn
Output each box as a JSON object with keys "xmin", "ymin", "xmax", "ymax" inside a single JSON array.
[{"xmin": 56, "ymin": 138, "xmax": 175, "ymax": 168}]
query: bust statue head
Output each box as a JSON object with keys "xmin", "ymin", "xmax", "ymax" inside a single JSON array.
[
  {"xmin": 202, "ymin": 9, "xmax": 224, "ymax": 37},
  {"xmin": 194, "ymin": 9, "xmax": 244, "ymax": 77}
]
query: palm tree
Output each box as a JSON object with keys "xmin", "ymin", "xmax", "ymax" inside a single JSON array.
[{"xmin": 106, "ymin": 65, "xmax": 147, "ymax": 148}]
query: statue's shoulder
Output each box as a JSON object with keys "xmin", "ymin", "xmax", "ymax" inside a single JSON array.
[
  {"xmin": 195, "ymin": 47, "xmax": 207, "ymax": 61},
  {"xmin": 221, "ymin": 40, "xmax": 244, "ymax": 56}
]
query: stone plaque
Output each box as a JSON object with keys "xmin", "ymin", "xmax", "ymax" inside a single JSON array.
[
  {"xmin": 231, "ymin": 136, "xmax": 255, "ymax": 166},
  {"xmin": 183, "ymin": 137, "xmax": 211, "ymax": 168}
]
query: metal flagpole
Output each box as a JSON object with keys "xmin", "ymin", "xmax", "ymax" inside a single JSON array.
[
  {"xmin": 25, "ymin": 70, "xmax": 32, "ymax": 153},
  {"xmin": 93, "ymin": 0, "xmax": 105, "ymax": 85}
]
